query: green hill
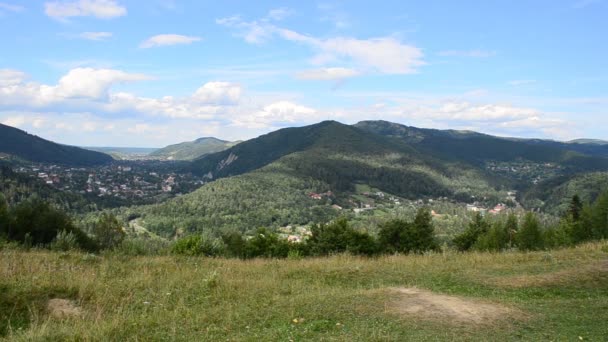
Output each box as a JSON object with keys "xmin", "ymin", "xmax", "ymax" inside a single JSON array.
[
  {"xmin": 0, "ymin": 124, "xmax": 112, "ymax": 166},
  {"xmin": 131, "ymin": 121, "xmax": 508, "ymax": 236},
  {"xmin": 150, "ymin": 137, "xmax": 237, "ymax": 160}
]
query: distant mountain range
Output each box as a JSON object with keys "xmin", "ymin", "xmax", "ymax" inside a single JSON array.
[
  {"xmin": 0, "ymin": 124, "xmax": 112, "ymax": 166},
  {"xmin": 149, "ymin": 137, "xmax": 239, "ymax": 160}
]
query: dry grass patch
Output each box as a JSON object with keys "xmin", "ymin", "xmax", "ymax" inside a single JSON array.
[
  {"xmin": 46, "ymin": 298, "xmax": 82, "ymax": 319},
  {"xmin": 384, "ymin": 287, "xmax": 524, "ymax": 326},
  {"xmin": 486, "ymin": 259, "xmax": 608, "ymax": 288}
]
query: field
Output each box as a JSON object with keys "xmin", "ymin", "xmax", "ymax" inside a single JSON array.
[{"xmin": 2, "ymin": 242, "xmax": 608, "ymax": 341}]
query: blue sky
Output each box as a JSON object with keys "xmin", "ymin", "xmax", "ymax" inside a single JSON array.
[{"xmin": 0, "ymin": 0, "xmax": 606, "ymax": 147}]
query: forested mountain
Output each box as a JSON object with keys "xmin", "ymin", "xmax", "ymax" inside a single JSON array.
[
  {"xmin": 354, "ymin": 120, "xmax": 608, "ymax": 169},
  {"xmin": 0, "ymin": 124, "xmax": 112, "ymax": 166},
  {"xmin": 131, "ymin": 121, "xmax": 510, "ymax": 235},
  {"xmin": 150, "ymin": 137, "xmax": 238, "ymax": 160}
]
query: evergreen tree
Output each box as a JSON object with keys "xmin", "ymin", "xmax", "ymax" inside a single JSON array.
[
  {"xmin": 590, "ymin": 191, "xmax": 608, "ymax": 239},
  {"xmin": 453, "ymin": 213, "xmax": 490, "ymax": 251},
  {"xmin": 504, "ymin": 213, "xmax": 519, "ymax": 248},
  {"xmin": 516, "ymin": 212, "xmax": 543, "ymax": 251},
  {"xmin": 0, "ymin": 193, "xmax": 8, "ymax": 238},
  {"xmin": 410, "ymin": 207, "xmax": 438, "ymax": 253},
  {"xmin": 568, "ymin": 194, "xmax": 583, "ymax": 221}
]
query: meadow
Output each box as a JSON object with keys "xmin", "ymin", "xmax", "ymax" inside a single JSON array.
[{"xmin": 1, "ymin": 242, "xmax": 607, "ymax": 341}]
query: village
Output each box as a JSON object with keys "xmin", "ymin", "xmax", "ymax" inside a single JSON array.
[{"xmin": 13, "ymin": 161, "xmax": 206, "ymax": 204}]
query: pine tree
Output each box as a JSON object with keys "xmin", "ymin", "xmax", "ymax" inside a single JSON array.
[
  {"xmin": 504, "ymin": 213, "xmax": 518, "ymax": 248},
  {"xmin": 453, "ymin": 212, "xmax": 489, "ymax": 251},
  {"xmin": 516, "ymin": 212, "xmax": 543, "ymax": 251},
  {"xmin": 568, "ymin": 194, "xmax": 583, "ymax": 221}
]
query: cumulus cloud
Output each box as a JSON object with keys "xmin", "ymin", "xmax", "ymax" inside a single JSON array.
[
  {"xmin": 139, "ymin": 34, "xmax": 201, "ymax": 48},
  {"xmin": 192, "ymin": 82, "xmax": 242, "ymax": 105},
  {"xmin": 45, "ymin": 0, "xmax": 126, "ymax": 20},
  {"xmin": 217, "ymin": 15, "xmax": 425, "ymax": 75},
  {"xmin": 266, "ymin": 8, "xmax": 292, "ymax": 21},
  {"xmin": 295, "ymin": 67, "xmax": 359, "ymax": 81},
  {"xmin": 78, "ymin": 31, "xmax": 112, "ymax": 41},
  {"xmin": 0, "ymin": 69, "xmax": 27, "ymax": 86},
  {"xmin": 54, "ymin": 68, "xmax": 151, "ymax": 99},
  {"xmin": 233, "ymin": 101, "xmax": 318, "ymax": 128}
]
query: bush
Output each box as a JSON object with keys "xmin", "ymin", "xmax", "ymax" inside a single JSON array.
[
  {"xmin": 50, "ymin": 230, "xmax": 79, "ymax": 252},
  {"xmin": 307, "ymin": 218, "xmax": 378, "ymax": 256},
  {"xmin": 171, "ymin": 234, "xmax": 225, "ymax": 257},
  {"xmin": 378, "ymin": 208, "xmax": 438, "ymax": 254},
  {"xmin": 115, "ymin": 238, "xmax": 170, "ymax": 256},
  {"xmin": 93, "ymin": 213, "xmax": 125, "ymax": 250},
  {"xmin": 244, "ymin": 228, "xmax": 289, "ymax": 259}
]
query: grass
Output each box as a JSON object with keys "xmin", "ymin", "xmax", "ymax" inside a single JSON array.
[{"xmin": 1, "ymin": 242, "xmax": 608, "ymax": 341}]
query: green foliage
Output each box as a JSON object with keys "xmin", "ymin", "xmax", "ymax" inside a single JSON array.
[
  {"xmin": 516, "ymin": 212, "xmax": 543, "ymax": 251},
  {"xmin": 307, "ymin": 217, "xmax": 378, "ymax": 256},
  {"xmin": 378, "ymin": 208, "xmax": 438, "ymax": 254},
  {"xmin": 4, "ymin": 197, "xmax": 97, "ymax": 251},
  {"xmin": 93, "ymin": 213, "xmax": 125, "ymax": 250},
  {"xmin": 114, "ymin": 238, "xmax": 170, "ymax": 256},
  {"xmin": 50, "ymin": 230, "xmax": 79, "ymax": 251},
  {"xmin": 244, "ymin": 228, "xmax": 290, "ymax": 258},
  {"xmin": 453, "ymin": 213, "xmax": 490, "ymax": 251},
  {"xmin": 221, "ymin": 231, "xmax": 247, "ymax": 258},
  {"xmin": 475, "ymin": 222, "xmax": 509, "ymax": 251},
  {"xmin": 171, "ymin": 234, "xmax": 225, "ymax": 257}
]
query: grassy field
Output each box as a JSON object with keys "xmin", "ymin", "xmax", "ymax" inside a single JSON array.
[{"xmin": 1, "ymin": 242, "xmax": 608, "ymax": 341}]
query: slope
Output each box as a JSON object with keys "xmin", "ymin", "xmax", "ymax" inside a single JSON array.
[
  {"xmin": 150, "ymin": 137, "xmax": 237, "ymax": 160},
  {"xmin": 0, "ymin": 124, "xmax": 112, "ymax": 166},
  {"xmin": 130, "ymin": 121, "xmax": 508, "ymax": 235}
]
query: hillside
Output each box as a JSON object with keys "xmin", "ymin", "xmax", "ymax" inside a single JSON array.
[
  {"xmin": 149, "ymin": 137, "xmax": 237, "ymax": 160},
  {"xmin": 354, "ymin": 120, "xmax": 608, "ymax": 169},
  {"xmin": 132, "ymin": 121, "xmax": 509, "ymax": 235},
  {"xmin": 0, "ymin": 124, "xmax": 112, "ymax": 166},
  {"xmin": 2, "ymin": 242, "xmax": 607, "ymax": 340}
]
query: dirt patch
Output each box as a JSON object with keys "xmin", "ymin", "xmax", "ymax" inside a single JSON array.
[
  {"xmin": 385, "ymin": 288, "xmax": 520, "ymax": 325},
  {"xmin": 47, "ymin": 298, "xmax": 82, "ymax": 319},
  {"xmin": 487, "ymin": 260, "xmax": 608, "ymax": 288}
]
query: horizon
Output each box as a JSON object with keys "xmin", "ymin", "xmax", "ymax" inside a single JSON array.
[{"xmin": 1, "ymin": 1, "xmax": 607, "ymax": 147}]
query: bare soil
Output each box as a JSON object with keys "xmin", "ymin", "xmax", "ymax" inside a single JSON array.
[{"xmin": 385, "ymin": 287, "xmax": 520, "ymax": 325}]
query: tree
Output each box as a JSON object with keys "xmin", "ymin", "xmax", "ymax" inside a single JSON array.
[
  {"xmin": 516, "ymin": 212, "xmax": 543, "ymax": 251},
  {"xmin": 590, "ymin": 191, "xmax": 608, "ymax": 239},
  {"xmin": 93, "ymin": 213, "xmax": 125, "ymax": 250},
  {"xmin": 0, "ymin": 193, "xmax": 8, "ymax": 238},
  {"xmin": 568, "ymin": 194, "xmax": 583, "ymax": 221},
  {"xmin": 475, "ymin": 222, "xmax": 509, "ymax": 251},
  {"xmin": 378, "ymin": 208, "xmax": 437, "ymax": 254},
  {"xmin": 410, "ymin": 207, "xmax": 438, "ymax": 253},
  {"xmin": 453, "ymin": 213, "xmax": 490, "ymax": 251},
  {"xmin": 245, "ymin": 227, "xmax": 289, "ymax": 258},
  {"xmin": 504, "ymin": 213, "xmax": 518, "ymax": 248}
]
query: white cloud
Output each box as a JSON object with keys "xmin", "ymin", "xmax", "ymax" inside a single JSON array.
[
  {"xmin": 438, "ymin": 50, "xmax": 496, "ymax": 58},
  {"xmin": 0, "ymin": 2, "xmax": 24, "ymax": 12},
  {"xmin": 296, "ymin": 67, "xmax": 360, "ymax": 81},
  {"xmin": 2, "ymin": 115, "xmax": 26, "ymax": 127},
  {"xmin": 45, "ymin": 0, "xmax": 126, "ymax": 20},
  {"xmin": 54, "ymin": 68, "xmax": 151, "ymax": 99},
  {"xmin": 78, "ymin": 31, "xmax": 112, "ymax": 41},
  {"xmin": 192, "ymin": 82, "xmax": 242, "ymax": 105},
  {"xmin": 139, "ymin": 34, "xmax": 201, "ymax": 48},
  {"xmin": 0, "ymin": 69, "xmax": 27, "ymax": 86},
  {"xmin": 234, "ymin": 101, "xmax": 318, "ymax": 128},
  {"xmin": 217, "ymin": 15, "xmax": 425, "ymax": 75}
]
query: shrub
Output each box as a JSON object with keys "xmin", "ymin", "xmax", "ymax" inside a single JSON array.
[
  {"xmin": 115, "ymin": 238, "xmax": 170, "ymax": 256},
  {"xmin": 307, "ymin": 217, "xmax": 378, "ymax": 256},
  {"xmin": 453, "ymin": 213, "xmax": 490, "ymax": 251},
  {"xmin": 50, "ymin": 230, "xmax": 79, "ymax": 252},
  {"xmin": 244, "ymin": 228, "xmax": 289, "ymax": 258},
  {"xmin": 93, "ymin": 213, "xmax": 125, "ymax": 250},
  {"xmin": 171, "ymin": 234, "xmax": 225, "ymax": 257}
]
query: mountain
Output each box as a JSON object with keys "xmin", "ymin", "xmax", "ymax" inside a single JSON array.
[
  {"xmin": 0, "ymin": 124, "xmax": 112, "ymax": 166},
  {"xmin": 132, "ymin": 121, "xmax": 510, "ymax": 236},
  {"xmin": 568, "ymin": 139, "xmax": 608, "ymax": 145},
  {"xmin": 354, "ymin": 120, "xmax": 608, "ymax": 170},
  {"xmin": 149, "ymin": 137, "xmax": 238, "ymax": 160}
]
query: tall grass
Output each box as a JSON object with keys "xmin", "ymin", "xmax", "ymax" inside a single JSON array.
[{"xmin": 1, "ymin": 241, "xmax": 607, "ymax": 341}]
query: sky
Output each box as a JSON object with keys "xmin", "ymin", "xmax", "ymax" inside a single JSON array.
[{"xmin": 0, "ymin": 0, "xmax": 607, "ymax": 147}]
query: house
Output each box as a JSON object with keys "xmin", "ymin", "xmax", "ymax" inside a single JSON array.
[
  {"xmin": 331, "ymin": 204, "xmax": 343, "ymax": 210},
  {"xmin": 308, "ymin": 192, "xmax": 322, "ymax": 200}
]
